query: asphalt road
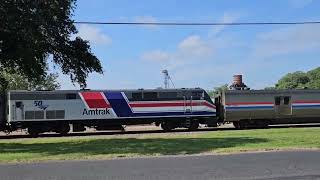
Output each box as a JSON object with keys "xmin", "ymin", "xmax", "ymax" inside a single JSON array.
[{"xmin": 1, "ymin": 151, "xmax": 320, "ymax": 180}]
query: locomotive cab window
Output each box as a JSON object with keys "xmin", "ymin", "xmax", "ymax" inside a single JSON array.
[
  {"xmin": 205, "ymin": 93, "xmax": 214, "ymax": 103},
  {"xmin": 192, "ymin": 91, "xmax": 203, "ymax": 100}
]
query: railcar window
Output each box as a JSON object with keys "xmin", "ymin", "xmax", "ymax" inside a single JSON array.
[
  {"xmin": 143, "ymin": 92, "xmax": 158, "ymax": 101},
  {"xmin": 66, "ymin": 93, "xmax": 77, "ymax": 99},
  {"xmin": 132, "ymin": 92, "xmax": 143, "ymax": 101},
  {"xmin": 11, "ymin": 94, "xmax": 65, "ymax": 100},
  {"xmin": 275, "ymin": 97, "xmax": 281, "ymax": 105},
  {"xmin": 158, "ymin": 92, "xmax": 178, "ymax": 100},
  {"xmin": 284, "ymin": 97, "xmax": 290, "ymax": 105}
]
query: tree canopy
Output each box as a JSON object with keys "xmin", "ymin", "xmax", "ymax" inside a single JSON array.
[
  {"xmin": 306, "ymin": 67, "xmax": 320, "ymax": 89},
  {"xmin": 0, "ymin": 70, "xmax": 60, "ymax": 92},
  {"xmin": 274, "ymin": 67, "xmax": 320, "ymax": 89},
  {"xmin": 0, "ymin": 0, "xmax": 103, "ymax": 88},
  {"xmin": 208, "ymin": 84, "xmax": 228, "ymax": 97}
]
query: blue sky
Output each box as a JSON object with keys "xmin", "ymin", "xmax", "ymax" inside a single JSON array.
[{"xmin": 57, "ymin": 0, "xmax": 320, "ymax": 90}]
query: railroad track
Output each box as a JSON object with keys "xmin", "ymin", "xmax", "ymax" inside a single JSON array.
[{"xmin": 1, "ymin": 123, "xmax": 320, "ymax": 139}]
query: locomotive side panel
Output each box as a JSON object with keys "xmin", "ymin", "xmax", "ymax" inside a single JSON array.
[
  {"xmin": 7, "ymin": 89, "xmax": 216, "ymax": 124},
  {"xmin": 8, "ymin": 91, "xmax": 118, "ymax": 123},
  {"xmin": 123, "ymin": 90, "xmax": 216, "ymax": 118}
]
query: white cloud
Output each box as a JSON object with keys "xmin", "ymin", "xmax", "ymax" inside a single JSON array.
[
  {"xmin": 138, "ymin": 12, "xmax": 248, "ymax": 89},
  {"xmin": 141, "ymin": 35, "xmax": 214, "ymax": 69},
  {"xmin": 209, "ymin": 12, "xmax": 242, "ymax": 37},
  {"xmin": 77, "ymin": 24, "xmax": 112, "ymax": 45},
  {"xmin": 178, "ymin": 35, "xmax": 214, "ymax": 57},
  {"xmin": 288, "ymin": 0, "xmax": 313, "ymax": 8},
  {"xmin": 253, "ymin": 25, "xmax": 320, "ymax": 58},
  {"xmin": 141, "ymin": 50, "xmax": 171, "ymax": 62}
]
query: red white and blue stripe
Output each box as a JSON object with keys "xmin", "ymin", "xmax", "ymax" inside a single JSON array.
[
  {"xmin": 226, "ymin": 100, "xmax": 320, "ymax": 111},
  {"xmin": 79, "ymin": 92, "xmax": 111, "ymax": 109},
  {"xmin": 79, "ymin": 91, "xmax": 216, "ymax": 118},
  {"xmin": 226, "ymin": 102, "xmax": 274, "ymax": 110},
  {"xmin": 292, "ymin": 101, "xmax": 320, "ymax": 109}
]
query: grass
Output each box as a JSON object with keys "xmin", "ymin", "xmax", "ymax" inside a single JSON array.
[{"xmin": 0, "ymin": 127, "xmax": 320, "ymax": 163}]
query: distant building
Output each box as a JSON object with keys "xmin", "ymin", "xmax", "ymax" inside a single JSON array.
[{"xmin": 229, "ymin": 75, "xmax": 250, "ymax": 90}]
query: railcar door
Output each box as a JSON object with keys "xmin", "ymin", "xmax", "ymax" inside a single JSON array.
[
  {"xmin": 183, "ymin": 91, "xmax": 193, "ymax": 114},
  {"xmin": 274, "ymin": 96, "xmax": 292, "ymax": 116},
  {"xmin": 14, "ymin": 101, "xmax": 24, "ymax": 121}
]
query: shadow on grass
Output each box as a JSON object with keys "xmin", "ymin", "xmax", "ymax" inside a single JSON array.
[
  {"xmin": 0, "ymin": 128, "xmax": 223, "ymax": 140},
  {"xmin": 0, "ymin": 137, "xmax": 268, "ymax": 157}
]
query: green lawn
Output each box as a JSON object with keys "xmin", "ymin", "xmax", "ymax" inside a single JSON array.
[{"xmin": 0, "ymin": 127, "xmax": 320, "ymax": 163}]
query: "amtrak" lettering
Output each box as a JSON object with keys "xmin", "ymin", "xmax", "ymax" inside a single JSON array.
[{"xmin": 82, "ymin": 108, "xmax": 110, "ymax": 115}]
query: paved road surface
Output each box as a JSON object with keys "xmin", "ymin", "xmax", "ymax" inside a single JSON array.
[{"xmin": 1, "ymin": 151, "xmax": 320, "ymax": 180}]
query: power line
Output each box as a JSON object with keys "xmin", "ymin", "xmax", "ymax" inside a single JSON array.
[{"xmin": 74, "ymin": 21, "xmax": 320, "ymax": 26}]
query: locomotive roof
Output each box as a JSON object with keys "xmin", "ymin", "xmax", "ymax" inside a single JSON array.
[
  {"xmin": 8, "ymin": 88, "xmax": 205, "ymax": 94},
  {"xmin": 224, "ymin": 89, "xmax": 320, "ymax": 94}
]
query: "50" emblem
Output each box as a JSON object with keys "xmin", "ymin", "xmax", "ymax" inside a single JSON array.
[{"xmin": 34, "ymin": 101, "xmax": 49, "ymax": 110}]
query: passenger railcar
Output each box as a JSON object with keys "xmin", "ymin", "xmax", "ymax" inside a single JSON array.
[
  {"xmin": 0, "ymin": 88, "xmax": 217, "ymax": 136},
  {"xmin": 217, "ymin": 89, "xmax": 320, "ymax": 129}
]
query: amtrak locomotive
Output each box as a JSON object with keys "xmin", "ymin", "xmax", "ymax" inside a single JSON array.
[{"xmin": 0, "ymin": 88, "xmax": 217, "ymax": 136}]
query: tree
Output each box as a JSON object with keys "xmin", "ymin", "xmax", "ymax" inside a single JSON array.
[
  {"xmin": 306, "ymin": 67, "xmax": 320, "ymax": 89},
  {"xmin": 264, "ymin": 86, "xmax": 276, "ymax": 90},
  {"xmin": 208, "ymin": 84, "xmax": 229, "ymax": 97},
  {"xmin": 0, "ymin": 0, "xmax": 102, "ymax": 88},
  {"xmin": 274, "ymin": 67, "xmax": 320, "ymax": 89},
  {"xmin": 275, "ymin": 71, "xmax": 310, "ymax": 89},
  {"xmin": 0, "ymin": 70, "xmax": 60, "ymax": 92}
]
